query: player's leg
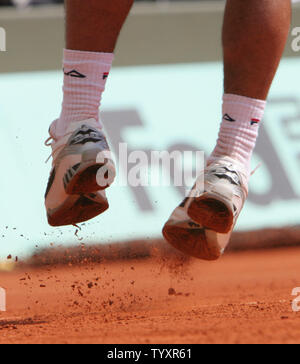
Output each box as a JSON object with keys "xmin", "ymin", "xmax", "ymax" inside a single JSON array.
[
  {"xmin": 187, "ymin": 0, "xmax": 291, "ymax": 229},
  {"xmin": 223, "ymin": 0, "xmax": 291, "ymax": 100},
  {"xmin": 164, "ymin": 0, "xmax": 291, "ymax": 259},
  {"xmin": 45, "ymin": 0, "xmax": 134, "ymax": 226},
  {"xmin": 66, "ymin": 0, "xmax": 133, "ymax": 53},
  {"xmin": 59, "ymin": 0, "xmax": 133, "ymax": 132}
]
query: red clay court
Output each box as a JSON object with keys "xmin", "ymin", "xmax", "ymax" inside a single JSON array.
[{"xmin": 0, "ymin": 246, "xmax": 300, "ymax": 344}]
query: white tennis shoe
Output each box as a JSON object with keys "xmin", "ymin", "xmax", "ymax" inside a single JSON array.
[
  {"xmin": 45, "ymin": 119, "xmax": 116, "ymax": 226},
  {"xmin": 163, "ymin": 157, "xmax": 248, "ymax": 260}
]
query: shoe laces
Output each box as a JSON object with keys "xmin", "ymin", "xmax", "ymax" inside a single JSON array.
[
  {"xmin": 44, "ymin": 131, "xmax": 73, "ymax": 164},
  {"xmin": 250, "ymin": 163, "xmax": 262, "ymax": 177},
  {"xmin": 44, "ymin": 136, "xmax": 55, "ymax": 164}
]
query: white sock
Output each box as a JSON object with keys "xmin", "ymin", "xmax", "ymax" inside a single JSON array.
[
  {"xmin": 209, "ymin": 94, "xmax": 266, "ymax": 173},
  {"xmin": 56, "ymin": 49, "xmax": 114, "ymax": 136}
]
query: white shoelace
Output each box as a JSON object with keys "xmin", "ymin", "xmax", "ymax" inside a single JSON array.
[
  {"xmin": 44, "ymin": 132, "xmax": 73, "ymax": 164},
  {"xmin": 251, "ymin": 163, "xmax": 262, "ymax": 177}
]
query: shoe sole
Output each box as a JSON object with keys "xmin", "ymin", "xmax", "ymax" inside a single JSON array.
[
  {"xmin": 162, "ymin": 222, "xmax": 222, "ymax": 261},
  {"xmin": 64, "ymin": 160, "xmax": 116, "ymax": 195},
  {"xmin": 187, "ymin": 193, "xmax": 234, "ymax": 234},
  {"xmin": 47, "ymin": 195, "xmax": 109, "ymax": 227}
]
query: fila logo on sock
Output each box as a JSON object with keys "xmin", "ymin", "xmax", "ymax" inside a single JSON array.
[
  {"xmin": 251, "ymin": 118, "xmax": 260, "ymax": 126},
  {"xmin": 223, "ymin": 113, "xmax": 236, "ymax": 122},
  {"xmin": 63, "ymin": 69, "xmax": 87, "ymax": 79},
  {"xmin": 103, "ymin": 72, "xmax": 109, "ymax": 80}
]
